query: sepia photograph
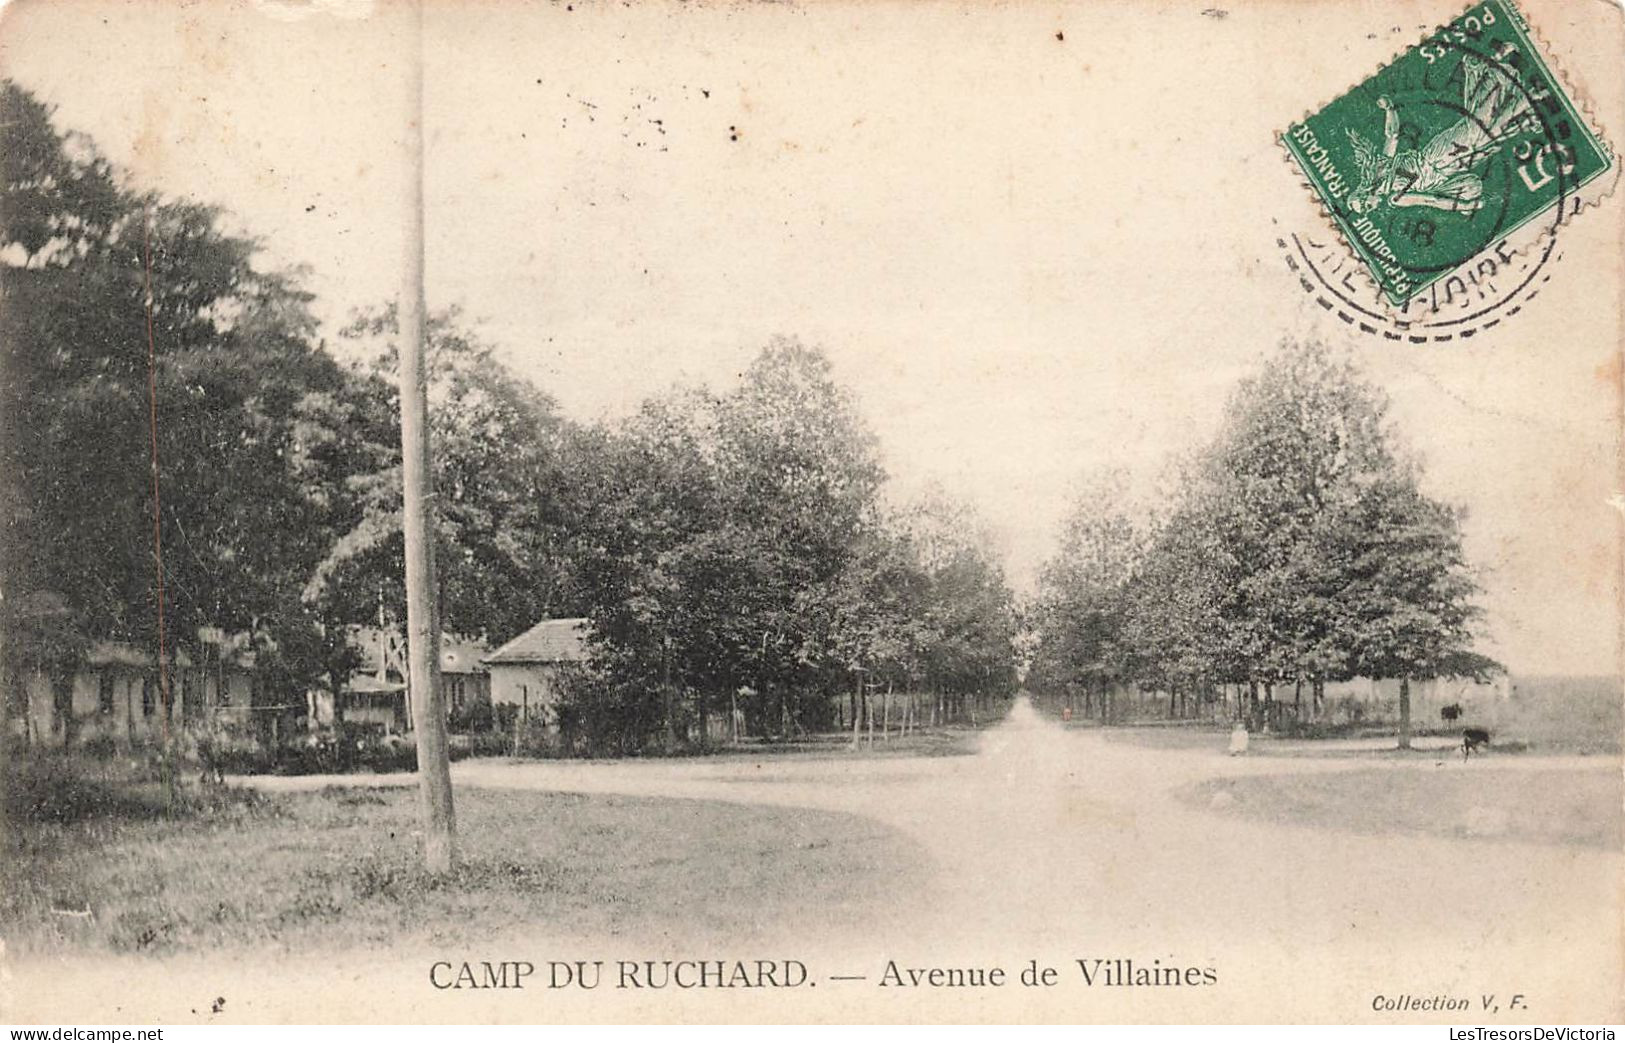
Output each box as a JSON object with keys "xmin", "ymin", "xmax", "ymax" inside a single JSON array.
[{"xmin": 0, "ymin": 0, "xmax": 1620, "ymax": 1026}]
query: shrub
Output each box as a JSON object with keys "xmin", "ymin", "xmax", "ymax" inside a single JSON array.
[
  {"xmin": 2, "ymin": 752, "xmax": 267, "ymax": 825},
  {"xmin": 459, "ymin": 730, "xmax": 514, "ymax": 758}
]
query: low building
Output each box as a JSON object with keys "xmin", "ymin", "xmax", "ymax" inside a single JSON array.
[
  {"xmin": 8, "ymin": 631, "xmax": 264, "ymax": 749},
  {"xmin": 440, "ymin": 637, "xmax": 494, "ymax": 729},
  {"xmin": 339, "ymin": 627, "xmax": 491, "ymax": 735},
  {"xmin": 484, "ymin": 617, "xmax": 590, "ymax": 729}
]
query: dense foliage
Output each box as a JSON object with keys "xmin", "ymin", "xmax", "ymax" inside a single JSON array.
[
  {"xmin": 1028, "ymin": 341, "xmax": 1495, "ymax": 742},
  {"xmin": 0, "ymin": 83, "xmax": 1018, "ymax": 753},
  {"xmin": 561, "ymin": 341, "xmax": 1020, "ymax": 748}
]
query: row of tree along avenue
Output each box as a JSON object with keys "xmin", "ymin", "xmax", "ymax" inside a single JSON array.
[
  {"xmin": 0, "ymin": 81, "xmax": 1019, "ymax": 760},
  {"xmin": 1027, "ymin": 340, "xmax": 1497, "ymax": 748}
]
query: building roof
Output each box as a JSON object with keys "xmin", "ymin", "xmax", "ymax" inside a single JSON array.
[
  {"xmin": 348, "ymin": 626, "xmax": 489, "ymax": 676},
  {"xmin": 85, "ymin": 640, "xmax": 221, "ymax": 670},
  {"xmin": 484, "ymin": 618, "xmax": 590, "ymax": 666},
  {"xmin": 439, "ymin": 637, "xmax": 489, "ymax": 675},
  {"xmin": 346, "ymin": 674, "xmax": 406, "ymax": 695}
]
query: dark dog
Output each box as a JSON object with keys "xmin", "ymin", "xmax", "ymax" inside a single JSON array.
[
  {"xmin": 1462, "ymin": 727, "xmax": 1491, "ymax": 759},
  {"xmin": 1440, "ymin": 703, "xmax": 1462, "ymax": 722}
]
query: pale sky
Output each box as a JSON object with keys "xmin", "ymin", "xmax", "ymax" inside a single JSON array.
[{"xmin": 2, "ymin": 0, "xmax": 1620, "ymax": 675}]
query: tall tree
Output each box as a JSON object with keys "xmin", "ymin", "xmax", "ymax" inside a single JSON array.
[
  {"xmin": 1328, "ymin": 473, "xmax": 1487, "ymax": 747},
  {"xmin": 1033, "ymin": 339, "xmax": 1494, "ymax": 740},
  {"xmin": 1035, "ymin": 471, "xmax": 1141, "ymax": 717},
  {"xmin": 1, "ymin": 81, "xmax": 356, "ymax": 734},
  {"xmin": 1202, "ymin": 342, "xmax": 1397, "ymax": 699},
  {"xmin": 305, "ymin": 307, "xmax": 583, "ymax": 648},
  {"xmin": 567, "ymin": 339, "xmax": 1014, "ymax": 750}
]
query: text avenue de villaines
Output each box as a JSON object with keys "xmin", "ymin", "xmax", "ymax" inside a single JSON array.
[{"xmin": 429, "ymin": 957, "xmax": 1219, "ymax": 991}]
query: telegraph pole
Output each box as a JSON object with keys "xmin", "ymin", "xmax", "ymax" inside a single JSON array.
[{"xmin": 399, "ymin": 0, "xmax": 456, "ymax": 873}]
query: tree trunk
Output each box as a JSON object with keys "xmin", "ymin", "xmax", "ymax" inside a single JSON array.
[
  {"xmin": 1398, "ymin": 676, "xmax": 1413, "ymax": 750},
  {"xmin": 0, "ymin": 644, "xmax": 12, "ymax": 755},
  {"xmin": 660, "ymin": 635, "xmax": 678, "ymax": 749},
  {"xmin": 850, "ymin": 678, "xmax": 862, "ymax": 749},
  {"xmin": 51, "ymin": 669, "xmax": 77, "ymax": 747}
]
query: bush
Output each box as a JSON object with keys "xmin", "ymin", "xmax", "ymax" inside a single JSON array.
[
  {"xmin": 458, "ymin": 730, "xmax": 514, "ymax": 758},
  {"xmin": 81, "ymin": 734, "xmax": 118, "ymax": 762},
  {"xmin": 512, "ymin": 714, "xmax": 565, "ymax": 758},
  {"xmin": 3, "ymin": 752, "xmax": 267, "ymax": 826},
  {"xmin": 189, "ymin": 722, "xmax": 427, "ymax": 776},
  {"xmin": 450, "ymin": 696, "xmax": 494, "ymax": 734}
]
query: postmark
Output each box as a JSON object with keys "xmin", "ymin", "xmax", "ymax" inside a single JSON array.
[
  {"xmin": 1280, "ymin": 0, "xmax": 1614, "ymax": 316},
  {"xmin": 1274, "ymin": 215, "xmax": 1562, "ymax": 343}
]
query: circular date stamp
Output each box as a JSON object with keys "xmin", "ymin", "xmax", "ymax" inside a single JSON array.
[{"xmin": 1277, "ymin": 0, "xmax": 1614, "ymax": 338}]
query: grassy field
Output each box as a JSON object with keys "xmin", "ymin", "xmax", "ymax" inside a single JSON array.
[
  {"xmin": 2, "ymin": 763, "xmax": 929, "ymax": 958},
  {"xmin": 1046, "ymin": 675, "xmax": 1623, "ymax": 755},
  {"xmin": 1182, "ymin": 766, "xmax": 1623, "ymax": 850},
  {"xmin": 1098, "ymin": 725, "xmax": 1479, "ymax": 755},
  {"xmin": 1492, "ymin": 675, "xmax": 1622, "ymax": 753}
]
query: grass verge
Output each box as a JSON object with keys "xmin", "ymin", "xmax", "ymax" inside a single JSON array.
[
  {"xmin": 3, "ymin": 764, "xmax": 927, "ymax": 958},
  {"xmin": 1181, "ymin": 765, "xmax": 1623, "ymax": 850}
]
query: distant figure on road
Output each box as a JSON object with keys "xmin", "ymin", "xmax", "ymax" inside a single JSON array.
[{"xmin": 1228, "ymin": 722, "xmax": 1249, "ymax": 756}]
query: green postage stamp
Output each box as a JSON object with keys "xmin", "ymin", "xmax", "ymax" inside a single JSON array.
[{"xmin": 1282, "ymin": 0, "xmax": 1614, "ymax": 308}]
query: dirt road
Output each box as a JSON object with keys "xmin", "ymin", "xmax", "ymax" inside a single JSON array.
[
  {"xmin": 9, "ymin": 697, "xmax": 1620, "ymax": 1023},
  {"xmin": 445, "ymin": 696, "xmax": 1624, "ymax": 1019}
]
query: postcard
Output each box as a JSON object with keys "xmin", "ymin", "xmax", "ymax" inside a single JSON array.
[{"xmin": 1, "ymin": 0, "xmax": 1620, "ymax": 1025}]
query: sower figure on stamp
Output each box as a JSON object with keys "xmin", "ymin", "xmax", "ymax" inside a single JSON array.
[{"xmin": 1346, "ymin": 57, "xmax": 1536, "ymax": 216}]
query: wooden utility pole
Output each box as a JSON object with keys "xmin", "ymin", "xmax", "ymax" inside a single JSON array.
[{"xmin": 399, "ymin": 0, "xmax": 456, "ymax": 873}]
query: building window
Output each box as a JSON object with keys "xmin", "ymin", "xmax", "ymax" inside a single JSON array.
[
  {"xmin": 98, "ymin": 673, "xmax": 115, "ymax": 715},
  {"xmin": 141, "ymin": 676, "xmax": 156, "ymax": 718}
]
